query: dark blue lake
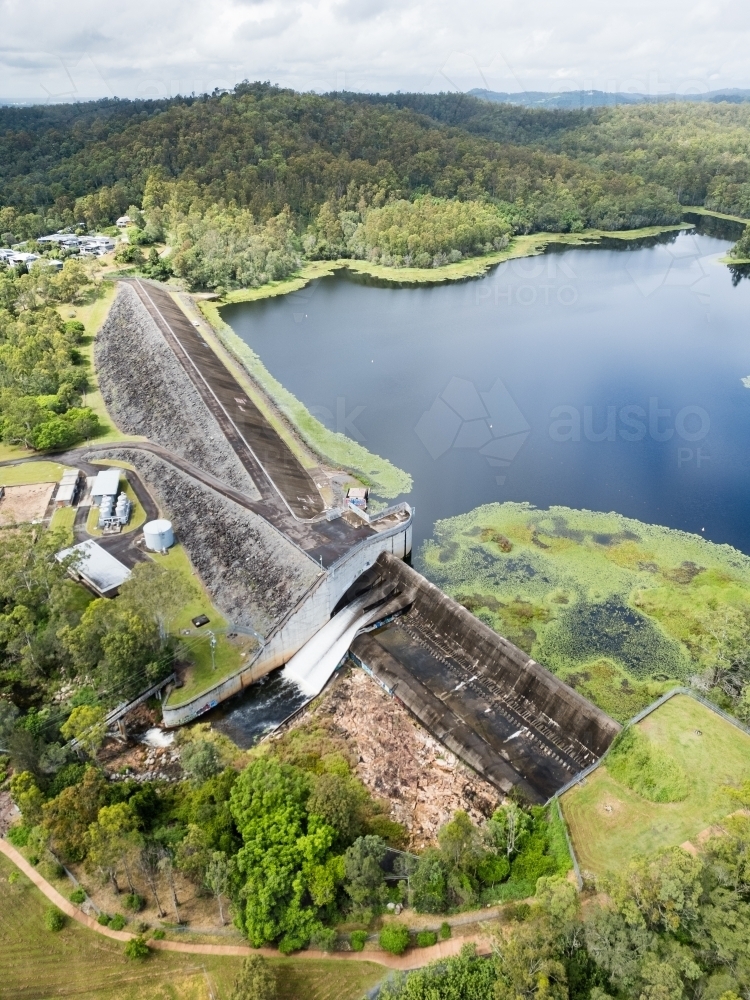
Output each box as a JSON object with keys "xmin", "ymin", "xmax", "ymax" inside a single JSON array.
[{"xmin": 222, "ymin": 231, "xmax": 750, "ymax": 555}]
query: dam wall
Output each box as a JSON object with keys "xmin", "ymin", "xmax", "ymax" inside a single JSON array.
[
  {"xmin": 162, "ymin": 511, "xmax": 412, "ymax": 726},
  {"xmin": 350, "ymin": 553, "xmax": 620, "ymax": 803}
]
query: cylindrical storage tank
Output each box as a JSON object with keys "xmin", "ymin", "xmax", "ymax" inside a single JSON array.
[{"xmin": 143, "ymin": 519, "xmax": 174, "ymax": 551}]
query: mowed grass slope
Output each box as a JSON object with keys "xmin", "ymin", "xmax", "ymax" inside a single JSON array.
[
  {"xmin": 562, "ymin": 695, "xmax": 750, "ymax": 875},
  {"xmin": 0, "ymin": 854, "xmax": 383, "ymax": 1000}
]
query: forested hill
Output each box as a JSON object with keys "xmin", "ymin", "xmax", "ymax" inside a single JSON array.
[
  {"xmin": 1, "ymin": 82, "xmax": 681, "ymax": 234},
  {"xmin": 2, "ymin": 83, "xmax": 750, "ymax": 288}
]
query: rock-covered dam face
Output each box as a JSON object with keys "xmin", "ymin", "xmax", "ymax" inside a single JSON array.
[{"xmin": 350, "ymin": 553, "xmax": 621, "ymax": 803}]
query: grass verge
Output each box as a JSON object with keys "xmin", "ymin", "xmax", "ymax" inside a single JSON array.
[
  {"xmin": 0, "ymin": 460, "xmax": 66, "ymax": 486},
  {"xmin": 0, "ymin": 853, "xmax": 383, "ymax": 1000},
  {"xmin": 49, "ymin": 505, "xmax": 77, "ymax": 543},
  {"xmin": 61, "ymin": 282, "xmax": 147, "ymax": 446},
  {"xmin": 561, "ymin": 694, "xmax": 750, "ymax": 875},
  {"xmin": 159, "ymin": 545, "xmax": 249, "ymax": 708}
]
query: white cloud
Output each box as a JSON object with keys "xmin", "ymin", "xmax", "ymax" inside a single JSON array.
[{"xmin": 0, "ymin": 0, "xmax": 749, "ymax": 101}]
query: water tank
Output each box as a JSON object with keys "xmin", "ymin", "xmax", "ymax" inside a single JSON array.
[{"xmin": 143, "ymin": 519, "xmax": 174, "ymax": 551}]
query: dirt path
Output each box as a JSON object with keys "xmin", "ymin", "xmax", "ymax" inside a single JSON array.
[{"xmin": 0, "ymin": 837, "xmax": 492, "ymax": 970}]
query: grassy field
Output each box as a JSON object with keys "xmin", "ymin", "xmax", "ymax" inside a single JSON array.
[
  {"xmin": 561, "ymin": 695, "xmax": 750, "ymax": 875},
  {"xmin": 49, "ymin": 505, "xmax": 78, "ymax": 543},
  {"xmin": 159, "ymin": 545, "xmax": 250, "ymax": 707},
  {"xmin": 0, "ymin": 854, "xmax": 383, "ymax": 1000},
  {"xmin": 0, "ymin": 460, "xmax": 66, "ymax": 486},
  {"xmin": 418, "ymin": 503, "xmax": 750, "ymax": 720}
]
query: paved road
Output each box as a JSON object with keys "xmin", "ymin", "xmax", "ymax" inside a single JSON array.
[
  {"xmin": 0, "ymin": 836, "xmax": 492, "ymax": 969},
  {"xmin": 0, "ymin": 439, "xmax": 383, "ymax": 569}
]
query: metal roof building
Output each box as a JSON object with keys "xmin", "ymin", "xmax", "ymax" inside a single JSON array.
[
  {"xmin": 91, "ymin": 468, "xmax": 121, "ymax": 504},
  {"xmin": 56, "ymin": 539, "xmax": 132, "ymax": 597}
]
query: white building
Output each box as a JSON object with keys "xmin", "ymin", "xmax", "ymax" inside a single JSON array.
[
  {"xmin": 56, "ymin": 539, "xmax": 132, "ymax": 598},
  {"xmin": 91, "ymin": 468, "xmax": 121, "ymax": 505}
]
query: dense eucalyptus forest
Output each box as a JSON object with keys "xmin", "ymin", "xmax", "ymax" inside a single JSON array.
[{"xmin": 2, "ymin": 84, "xmax": 750, "ymax": 287}]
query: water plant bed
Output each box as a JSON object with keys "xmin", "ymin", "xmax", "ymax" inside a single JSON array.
[
  {"xmin": 561, "ymin": 694, "xmax": 750, "ymax": 875},
  {"xmin": 418, "ymin": 503, "xmax": 750, "ymax": 719}
]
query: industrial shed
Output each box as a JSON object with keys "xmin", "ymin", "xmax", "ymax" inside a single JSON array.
[
  {"xmin": 91, "ymin": 468, "xmax": 121, "ymax": 505},
  {"xmin": 56, "ymin": 539, "xmax": 132, "ymax": 598}
]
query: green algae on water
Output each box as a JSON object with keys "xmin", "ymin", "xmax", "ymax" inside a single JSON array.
[{"xmin": 417, "ymin": 503, "xmax": 750, "ymax": 720}]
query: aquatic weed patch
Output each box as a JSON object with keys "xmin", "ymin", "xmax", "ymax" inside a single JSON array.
[{"xmin": 418, "ymin": 503, "xmax": 750, "ymax": 718}]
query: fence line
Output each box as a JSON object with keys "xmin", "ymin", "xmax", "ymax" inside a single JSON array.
[
  {"xmin": 554, "ymin": 797, "xmax": 582, "ymax": 890},
  {"xmin": 549, "ymin": 686, "xmax": 750, "ymax": 805}
]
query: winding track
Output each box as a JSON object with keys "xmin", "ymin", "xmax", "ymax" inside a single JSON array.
[{"xmin": 0, "ymin": 837, "xmax": 493, "ymax": 969}]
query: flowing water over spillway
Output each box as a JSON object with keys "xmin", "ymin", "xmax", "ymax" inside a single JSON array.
[{"xmin": 211, "ymin": 229, "xmax": 750, "ymax": 743}]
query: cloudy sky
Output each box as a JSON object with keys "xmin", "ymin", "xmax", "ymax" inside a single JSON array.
[{"xmin": 1, "ymin": 0, "xmax": 750, "ymax": 103}]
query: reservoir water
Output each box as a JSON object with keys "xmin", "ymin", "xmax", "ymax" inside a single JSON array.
[
  {"xmin": 212, "ymin": 229, "xmax": 750, "ymax": 745},
  {"xmin": 223, "ymin": 231, "xmax": 750, "ymax": 555}
]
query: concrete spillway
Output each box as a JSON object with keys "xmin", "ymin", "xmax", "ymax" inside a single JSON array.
[{"xmin": 349, "ymin": 553, "xmax": 621, "ymax": 803}]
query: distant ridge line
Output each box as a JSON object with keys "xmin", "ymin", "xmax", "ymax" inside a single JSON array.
[{"xmin": 469, "ymin": 88, "xmax": 750, "ymax": 109}]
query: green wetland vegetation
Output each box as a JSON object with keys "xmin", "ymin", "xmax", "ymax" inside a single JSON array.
[{"xmin": 418, "ymin": 503, "xmax": 750, "ymax": 722}]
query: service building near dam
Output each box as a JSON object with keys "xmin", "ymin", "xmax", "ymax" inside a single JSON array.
[{"xmin": 75, "ymin": 278, "xmax": 620, "ymax": 805}]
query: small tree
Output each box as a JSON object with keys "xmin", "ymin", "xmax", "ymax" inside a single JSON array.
[
  {"xmin": 486, "ymin": 803, "xmax": 531, "ymax": 860},
  {"xmin": 60, "ymin": 705, "xmax": 107, "ymax": 756},
  {"xmin": 204, "ymin": 850, "xmax": 231, "ymax": 925},
  {"xmin": 138, "ymin": 841, "xmax": 165, "ymax": 917},
  {"xmin": 230, "ymin": 954, "xmax": 277, "ymax": 1000},
  {"xmin": 438, "ymin": 811, "xmax": 483, "ymax": 873},
  {"xmin": 343, "ymin": 835, "xmax": 387, "ymax": 910},
  {"xmin": 180, "ymin": 739, "xmax": 222, "ymax": 783},
  {"xmin": 157, "ymin": 849, "xmax": 181, "ymax": 922}
]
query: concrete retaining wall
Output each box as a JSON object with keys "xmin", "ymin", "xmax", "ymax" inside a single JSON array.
[{"xmin": 162, "ymin": 514, "xmax": 412, "ymax": 725}]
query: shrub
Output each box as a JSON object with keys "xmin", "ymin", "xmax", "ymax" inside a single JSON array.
[
  {"xmin": 416, "ymin": 930, "xmax": 437, "ymax": 947},
  {"xmin": 69, "ymin": 887, "xmax": 86, "ymax": 905},
  {"xmin": 28, "ymin": 854, "xmax": 39, "ymax": 866},
  {"xmin": 109, "ymin": 914, "xmax": 127, "ymax": 930},
  {"xmin": 151, "ymin": 929, "xmax": 166, "ymax": 940},
  {"xmin": 606, "ymin": 725, "xmax": 689, "ymax": 802},
  {"xmin": 379, "ymin": 923, "xmax": 410, "ymax": 955},
  {"xmin": 123, "ymin": 893, "xmax": 144, "ymax": 912},
  {"xmin": 97, "ymin": 913, "xmax": 111, "ymax": 926},
  {"xmin": 309, "ymin": 926, "xmax": 337, "ymax": 952},
  {"xmin": 7, "ymin": 824, "xmax": 31, "ymax": 847},
  {"xmin": 477, "ymin": 853, "xmax": 510, "ymax": 886},
  {"xmin": 38, "ymin": 859, "xmax": 65, "ymax": 881},
  {"xmin": 230, "ymin": 954, "xmax": 277, "ymax": 1000},
  {"xmin": 44, "ymin": 906, "xmax": 65, "ymax": 932},
  {"xmin": 440, "ymin": 921, "xmax": 452, "ymax": 940},
  {"xmin": 506, "ymin": 902, "xmax": 531, "ymax": 922},
  {"xmin": 8, "ymin": 870, "xmax": 20, "ymax": 885},
  {"xmin": 350, "ymin": 930, "xmax": 368, "ymax": 951},
  {"xmin": 124, "ymin": 936, "xmax": 150, "ymax": 960}
]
